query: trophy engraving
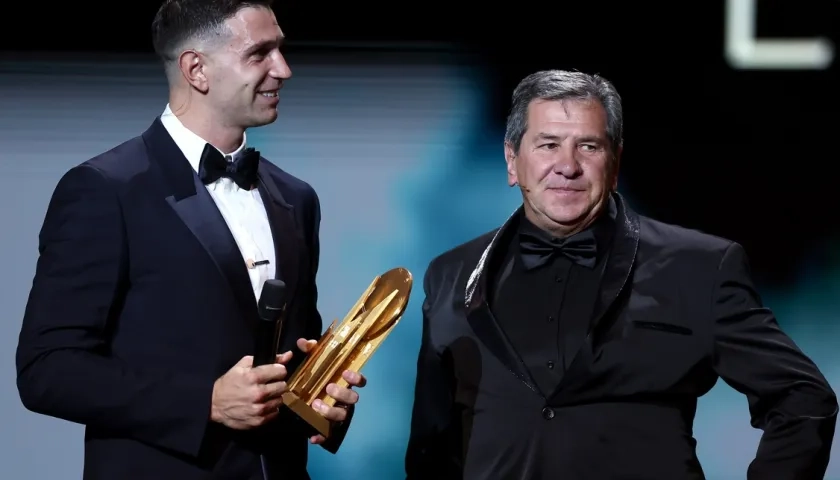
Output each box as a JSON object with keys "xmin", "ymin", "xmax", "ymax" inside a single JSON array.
[{"xmin": 281, "ymin": 267, "xmax": 413, "ymax": 437}]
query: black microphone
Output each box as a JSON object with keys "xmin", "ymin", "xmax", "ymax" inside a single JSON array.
[{"xmin": 253, "ymin": 279, "xmax": 287, "ymax": 367}]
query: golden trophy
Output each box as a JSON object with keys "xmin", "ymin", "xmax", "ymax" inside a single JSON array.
[{"xmin": 281, "ymin": 267, "xmax": 413, "ymax": 437}]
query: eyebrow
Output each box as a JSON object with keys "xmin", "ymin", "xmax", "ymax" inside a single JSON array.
[
  {"xmin": 535, "ymin": 132, "xmax": 562, "ymax": 142},
  {"xmin": 576, "ymin": 135, "xmax": 607, "ymax": 144},
  {"xmin": 534, "ymin": 132, "xmax": 606, "ymax": 144},
  {"xmin": 243, "ymin": 35, "xmax": 284, "ymax": 56}
]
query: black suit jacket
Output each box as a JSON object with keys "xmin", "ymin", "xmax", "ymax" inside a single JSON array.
[
  {"xmin": 406, "ymin": 192, "xmax": 837, "ymax": 479},
  {"xmin": 16, "ymin": 118, "xmax": 350, "ymax": 480}
]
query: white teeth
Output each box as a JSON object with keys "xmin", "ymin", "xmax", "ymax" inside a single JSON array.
[{"xmin": 261, "ymin": 92, "xmax": 277, "ymax": 97}]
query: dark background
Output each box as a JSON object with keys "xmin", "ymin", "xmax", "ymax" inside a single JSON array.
[{"xmin": 7, "ymin": 0, "xmax": 835, "ymax": 284}]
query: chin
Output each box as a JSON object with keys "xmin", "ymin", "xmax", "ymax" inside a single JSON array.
[
  {"xmin": 544, "ymin": 204, "xmax": 590, "ymax": 226},
  {"xmin": 249, "ymin": 111, "xmax": 278, "ymax": 127}
]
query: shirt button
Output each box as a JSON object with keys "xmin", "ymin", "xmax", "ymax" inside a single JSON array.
[
  {"xmin": 547, "ymin": 361, "xmax": 554, "ymax": 369},
  {"xmin": 547, "ymin": 316, "xmax": 554, "ymax": 322},
  {"xmin": 542, "ymin": 407, "xmax": 555, "ymax": 420},
  {"xmin": 555, "ymin": 275, "xmax": 563, "ymax": 282}
]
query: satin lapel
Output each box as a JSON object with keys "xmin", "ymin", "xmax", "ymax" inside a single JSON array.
[
  {"xmin": 142, "ymin": 118, "xmax": 258, "ymax": 322},
  {"xmin": 551, "ymin": 192, "xmax": 640, "ymax": 399},
  {"xmin": 589, "ymin": 194, "xmax": 640, "ymax": 332},
  {"xmin": 257, "ymin": 166, "xmax": 300, "ymax": 303},
  {"xmin": 464, "ymin": 207, "xmax": 543, "ymax": 396}
]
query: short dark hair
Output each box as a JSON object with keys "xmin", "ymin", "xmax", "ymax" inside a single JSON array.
[
  {"xmin": 505, "ymin": 70, "xmax": 624, "ymax": 155},
  {"xmin": 151, "ymin": 0, "xmax": 274, "ymax": 63}
]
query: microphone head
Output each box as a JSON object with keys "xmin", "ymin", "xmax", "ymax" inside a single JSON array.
[{"xmin": 258, "ymin": 279, "xmax": 286, "ymax": 320}]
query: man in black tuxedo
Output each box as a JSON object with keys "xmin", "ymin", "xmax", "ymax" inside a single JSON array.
[
  {"xmin": 15, "ymin": 1, "xmax": 366, "ymax": 478},
  {"xmin": 405, "ymin": 70, "xmax": 837, "ymax": 479}
]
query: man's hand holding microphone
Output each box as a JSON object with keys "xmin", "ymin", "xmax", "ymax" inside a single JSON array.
[
  {"xmin": 210, "ymin": 279, "xmax": 291, "ymax": 430},
  {"xmin": 207, "ymin": 279, "xmax": 367, "ymax": 443},
  {"xmin": 210, "ymin": 351, "xmax": 292, "ymax": 429}
]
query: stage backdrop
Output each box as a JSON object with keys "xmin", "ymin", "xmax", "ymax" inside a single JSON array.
[{"xmin": 0, "ymin": 49, "xmax": 837, "ymax": 479}]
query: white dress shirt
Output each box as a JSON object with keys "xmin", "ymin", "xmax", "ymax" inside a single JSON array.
[{"xmin": 160, "ymin": 105, "xmax": 276, "ymax": 302}]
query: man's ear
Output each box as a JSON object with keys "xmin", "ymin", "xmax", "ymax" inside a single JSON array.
[
  {"xmin": 178, "ymin": 50, "xmax": 209, "ymax": 93},
  {"xmin": 611, "ymin": 144, "xmax": 623, "ymax": 191},
  {"xmin": 504, "ymin": 141, "xmax": 518, "ymax": 187}
]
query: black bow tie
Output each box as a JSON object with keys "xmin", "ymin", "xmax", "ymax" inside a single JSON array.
[
  {"xmin": 519, "ymin": 227, "xmax": 598, "ymax": 270},
  {"xmin": 197, "ymin": 143, "xmax": 260, "ymax": 190}
]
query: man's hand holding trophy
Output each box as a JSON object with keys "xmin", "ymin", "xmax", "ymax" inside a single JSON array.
[{"xmin": 283, "ymin": 267, "xmax": 413, "ymax": 443}]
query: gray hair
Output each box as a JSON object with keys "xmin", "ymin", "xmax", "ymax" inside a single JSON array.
[{"xmin": 504, "ymin": 70, "xmax": 624, "ymax": 155}]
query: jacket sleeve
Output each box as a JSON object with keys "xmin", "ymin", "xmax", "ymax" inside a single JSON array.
[
  {"xmin": 711, "ymin": 242, "xmax": 837, "ymax": 479},
  {"xmin": 16, "ymin": 164, "xmax": 216, "ymax": 458},
  {"xmin": 405, "ymin": 260, "xmax": 461, "ymax": 478}
]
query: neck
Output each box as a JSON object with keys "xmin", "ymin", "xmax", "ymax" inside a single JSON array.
[{"xmin": 168, "ymin": 91, "xmax": 244, "ymax": 153}]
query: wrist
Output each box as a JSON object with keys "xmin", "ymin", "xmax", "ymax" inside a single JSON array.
[{"xmin": 209, "ymin": 378, "xmax": 222, "ymax": 423}]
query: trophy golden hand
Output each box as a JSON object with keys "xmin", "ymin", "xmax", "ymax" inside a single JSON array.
[{"xmin": 280, "ymin": 267, "xmax": 413, "ymax": 438}]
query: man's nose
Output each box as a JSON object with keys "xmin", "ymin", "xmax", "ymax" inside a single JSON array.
[
  {"xmin": 269, "ymin": 52, "xmax": 292, "ymax": 79},
  {"xmin": 552, "ymin": 147, "xmax": 582, "ymax": 177}
]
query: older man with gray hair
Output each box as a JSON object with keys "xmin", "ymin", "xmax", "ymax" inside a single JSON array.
[{"xmin": 405, "ymin": 69, "xmax": 836, "ymax": 479}]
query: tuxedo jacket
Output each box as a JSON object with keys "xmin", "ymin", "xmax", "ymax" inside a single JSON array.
[
  {"xmin": 15, "ymin": 118, "xmax": 349, "ymax": 479},
  {"xmin": 406, "ymin": 192, "xmax": 837, "ymax": 480}
]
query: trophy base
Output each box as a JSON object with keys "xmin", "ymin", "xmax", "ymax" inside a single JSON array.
[{"xmin": 281, "ymin": 392, "xmax": 331, "ymax": 438}]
